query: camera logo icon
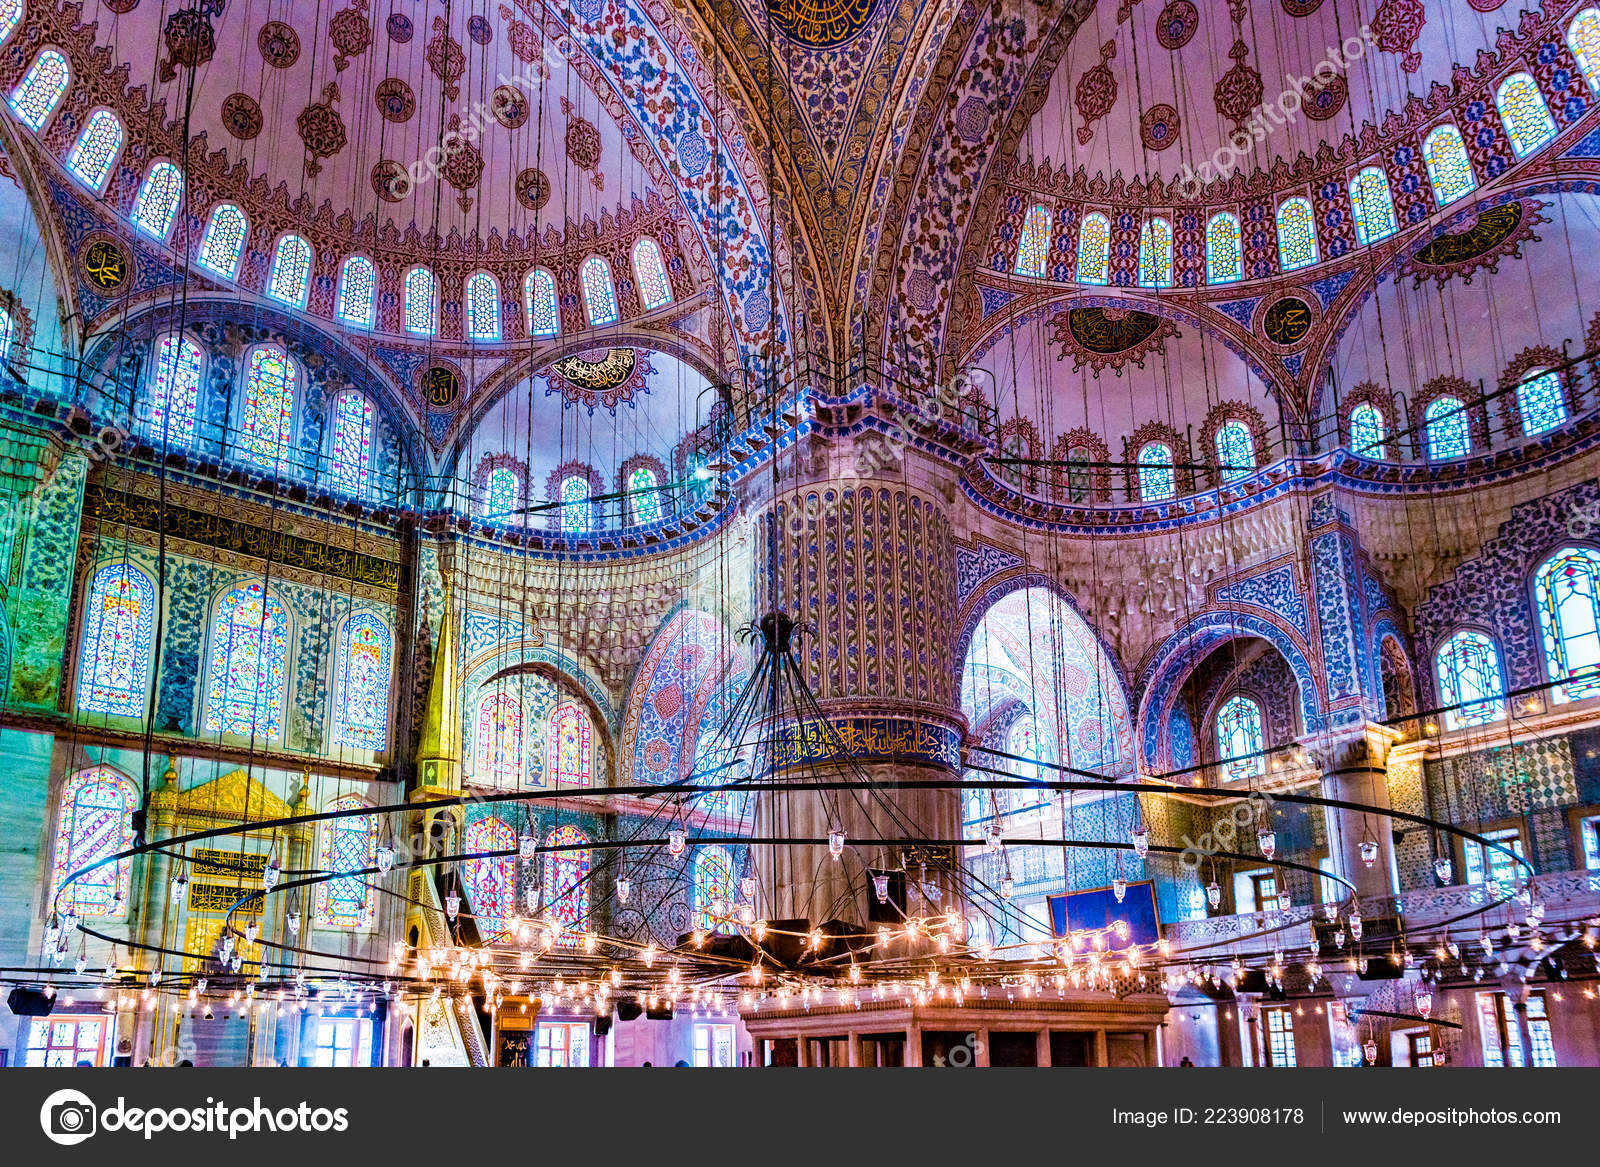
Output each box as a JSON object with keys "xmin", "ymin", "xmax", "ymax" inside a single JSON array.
[{"xmin": 40, "ymin": 1089, "xmax": 97, "ymax": 1146}]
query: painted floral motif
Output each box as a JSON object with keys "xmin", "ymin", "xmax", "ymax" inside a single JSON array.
[
  {"xmin": 159, "ymin": 8, "xmax": 214, "ymax": 82},
  {"xmin": 1074, "ymin": 41, "xmax": 1119, "ymax": 145},
  {"xmin": 1155, "ymin": 1, "xmax": 1198, "ymax": 49},
  {"xmin": 1140, "ymin": 103, "xmax": 1180, "ymax": 151},
  {"xmin": 562, "ymin": 97, "xmax": 604, "ymax": 190},
  {"xmin": 1214, "ymin": 39, "xmax": 1264, "ymax": 133},
  {"xmin": 516, "ymin": 168, "xmax": 550, "ymax": 211},
  {"xmin": 1371, "ymin": 0, "xmax": 1426, "ymax": 73},
  {"xmin": 426, "ymin": 16, "xmax": 466, "ymax": 101},
  {"xmin": 373, "ymin": 78, "xmax": 415, "ymax": 123},
  {"xmin": 329, "ymin": 2, "xmax": 372, "ymax": 71},
  {"xmin": 296, "ymin": 83, "xmax": 346, "ymax": 177},
  {"xmin": 257, "ymin": 20, "xmax": 301, "ymax": 69},
  {"xmin": 220, "ymin": 93, "xmax": 262, "ymax": 140}
]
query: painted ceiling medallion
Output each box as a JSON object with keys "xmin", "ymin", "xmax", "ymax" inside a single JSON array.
[
  {"xmin": 257, "ymin": 20, "xmax": 302, "ymax": 69},
  {"xmin": 329, "ymin": 2, "xmax": 373, "ymax": 72},
  {"xmin": 562, "ymin": 97, "xmax": 605, "ymax": 191},
  {"xmin": 516, "ymin": 168, "xmax": 551, "ymax": 211},
  {"xmin": 1154, "ymin": 1, "xmax": 1198, "ymax": 50},
  {"xmin": 374, "ymin": 78, "xmax": 416, "ymax": 124},
  {"xmin": 158, "ymin": 7, "xmax": 215, "ymax": 82},
  {"xmin": 1467, "ymin": 0, "xmax": 1508, "ymax": 9},
  {"xmin": 1372, "ymin": 0, "xmax": 1426, "ymax": 74},
  {"xmin": 1074, "ymin": 41, "xmax": 1119, "ymax": 146},
  {"xmin": 1400, "ymin": 200, "xmax": 1544, "ymax": 286},
  {"xmin": 767, "ymin": 0, "xmax": 881, "ymax": 49},
  {"xmin": 427, "ymin": 16, "xmax": 467, "ymax": 101},
  {"xmin": 1279, "ymin": 0, "xmax": 1324, "ymax": 15},
  {"xmin": 491, "ymin": 84, "xmax": 531, "ymax": 130},
  {"xmin": 297, "ymin": 84, "xmax": 347, "ymax": 178},
  {"xmin": 545, "ymin": 348, "xmax": 654, "ymax": 414},
  {"xmin": 468, "ymin": 14, "xmax": 494, "ymax": 44},
  {"xmin": 1261, "ymin": 296, "xmax": 1315, "ymax": 346},
  {"xmin": 1301, "ymin": 71, "xmax": 1348, "ymax": 121},
  {"xmin": 105, "ymin": 0, "xmax": 139, "ymax": 12},
  {"xmin": 386, "ymin": 13, "xmax": 413, "ymax": 42},
  {"xmin": 499, "ymin": 4, "xmax": 545, "ymax": 64},
  {"xmin": 1214, "ymin": 39, "xmax": 1264, "ymax": 134},
  {"xmin": 1140, "ymin": 103, "xmax": 1180, "ymax": 151},
  {"xmin": 371, "ymin": 160, "xmax": 408, "ymax": 203},
  {"xmin": 1051, "ymin": 307, "xmax": 1179, "ymax": 375},
  {"xmin": 220, "ymin": 93, "xmax": 262, "ymax": 140},
  {"xmin": 440, "ymin": 114, "xmax": 485, "ymax": 211}
]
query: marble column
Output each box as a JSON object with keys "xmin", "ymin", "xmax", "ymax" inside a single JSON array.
[{"xmin": 1318, "ymin": 725, "xmax": 1398, "ymax": 902}]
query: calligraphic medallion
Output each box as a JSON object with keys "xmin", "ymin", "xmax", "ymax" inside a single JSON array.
[
  {"xmin": 767, "ymin": 0, "xmax": 880, "ymax": 48},
  {"xmin": 421, "ymin": 365, "xmax": 460, "ymax": 408},
  {"xmin": 1261, "ymin": 296, "xmax": 1314, "ymax": 347},
  {"xmin": 81, "ymin": 235, "xmax": 132, "ymax": 292}
]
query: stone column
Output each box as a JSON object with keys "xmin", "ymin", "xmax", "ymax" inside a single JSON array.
[{"xmin": 1317, "ymin": 726, "xmax": 1397, "ymax": 901}]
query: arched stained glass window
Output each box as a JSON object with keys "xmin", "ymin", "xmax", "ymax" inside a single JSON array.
[
  {"xmin": 334, "ymin": 612, "xmax": 391, "ymax": 749},
  {"xmin": 1424, "ymin": 395, "xmax": 1471, "ymax": 460},
  {"xmin": 1064, "ymin": 445, "xmax": 1092, "ymax": 503},
  {"xmin": 1435, "ymin": 630, "xmax": 1505, "ymax": 728},
  {"xmin": 1349, "ymin": 403, "xmax": 1386, "ymax": 457},
  {"xmin": 525, "ymin": 268, "xmax": 559, "ymax": 337},
  {"xmin": 9, "ymin": 49, "xmax": 69, "ymax": 131},
  {"xmin": 0, "ymin": 1, "xmax": 22, "ymax": 47},
  {"xmin": 1423, "ymin": 125, "xmax": 1477, "ymax": 206},
  {"xmin": 337, "ymin": 256, "xmax": 376, "ymax": 327},
  {"xmin": 475, "ymin": 693, "xmax": 523, "ymax": 787},
  {"xmin": 76, "ymin": 563, "xmax": 155, "ymax": 718},
  {"xmin": 484, "ymin": 466, "xmax": 520, "ymax": 520},
  {"xmin": 632, "ymin": 237, "xmax": 672, "ymax": 309},
  {"xmin": 132, "ymin": 161, "xmax": 183, "ymax": 240},
  {"xmin": 546, "ymin": 702, "xmax": 593, "ymax": 786},
  {"xmin": 1216, "ymin": 419, "xmax": 1256, "ymax": 480},
  {"xmin": 1206, "ymin": 212, "xmax": 1242, "ymax": 284},
  {"xmin": 203, "ymin": 583, "xmax": 289, "ymax": 738},
  {"xmin": 330, "ymin": 392, "xmax": 374, "ymax": 495},
  {"xmin": 1138, "ymin": 442, "xmax": 1175, "ymax": 502},
  {"xmin": 267, "ymin": 235, "xmax": 312, "ymax": 308},
  {"xmin": 693, "ymin": 845, "xmax": 739, "ymax": 934},
  {"xmin": 1496, "ymin": 72, "xmax": 1558, "ymax": 158},
  {"xmin": 67, "ymin": 109, "xmax": 123, "ymax": 190},
  {"xmin": 314, "ymin": 796, "xmax": 377, "ymax": 928},
  {"xmin": 404, "ymin": 266, "xmax": 437, "ymax": 335},
  {"xmin": 51, "ymin": 767, "xmax": 137, "ymax": 918},
  {"xmin": 1535, "ymin": 547, "xmax": 1600, "ymax": 701},
  {"xmin": 238, "ymin": 345, "xmax": 297, "ymax": 470},
  {"xmin": 629, "ymin": 465, "xmax": 661, "ymax": 525},
  {"xmin": 543, "ymin": 825, "xmax": 591, "ymax": 945},
  {"xmin": 1216, "ymin": 695, "xmax": 1264, "ymax": 781},
  {"xmin": 1138, "ymin": 217, "xmax": 1173, "ymax": 288},
  {"xmin": 1275, "ymin": 197, "xmax": 1318, "ymax": 271},
  {"xmin": 1571, "ymin": 8, "xmax": 1600, "ymax": 93},
  {"xmin": 148, "ymin": 334, "xmax": 202, "ymax": 448},
  {"xmin": 1014, "ymin": 204, "xmax": 1052, "ymax": 277},
  {"xmin": 465, "ymin": 271, "xmax": 500, "ymax": 341},
  {"xmin": 197, "ymin": 204, "xmax": 247, "ymax": 278},
  {"xmin": 1075, "ymin": 212, "xmax": 1110, "ymax": 284},
  {"xmin": 462, "ymin": 817, "xmax": 515, "ymax": 942},
  {"xmin": 1516, "ymin": 368, "xmax": 1567, "ymax": 436},
  {"xmin": 1349, "ymin": 166, "xmax": 1398, "ymax": 245},
  {"xmin": 560, "ymin": 475, "xmax": 591, "ymax": 534},
  {"xmin": 580, "ymin": 256, "xmax": 618, "ymax": 326}
]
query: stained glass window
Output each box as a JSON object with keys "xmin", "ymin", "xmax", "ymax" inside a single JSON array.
[
  {"xmin": 1216, "ymin": 419, "xmax": 1256, "ymax": 480},
  {"xmin": 1535, "ymin": 547, "xmax": 1600, "ymax": 701},
  {"xmin": 0, "ymin": 1, "xmax": 21, "ymax": 46},
  {"xmin": 1424, "ymin": 395, "xmax": 1471, "ymax": 459},
  {"xmin": 543, "ymin": 825, "xmax": 591, "ymax": 945},
  {"xmin": 1014, "ymin": 204, "xmax": 1052, "ymax": 277},
  {"xmin": 404, "ymin": 266, "xmax": 437, "ymax": 335},
  {"xmin": 693, "ymin": 846, "xmax": 739, "ymax": 934},
  {"xmin": 1206, "ymin": 212, "xmax": 1242, "ymax": 284},
  {"xmin": 1435, "ymin": 630, "xmax": 1505, "ymax": 728},
  {"xmin": 132, "ymin": 161, "xmax": 183, "ymax": 240},
  {"xmin": 462, "ymin": 817, "xmax": 515, "ymax": 942},
  {"xmin": 330, "ymin": 391, "xmax": 374, "ymax": 495},
  {"xmin": 1275, "ymin": 197, "xmax": 1318, "ymax": 271},
  {"xmin": 202, "ymin": 583, "xmax": 289, "ymax": 738},
  {"xmin": 1349, "ymin": 403, "xmax": 1386, "ymax": 457},
  {"xmin": 1571, "ymin": 8, "xmax": 1600, "ymax": 93},
  {"xmin": 484, "ymin": 466, "xmax": 520, "ymax": 520},
  {"xmin": 525, "ymin": 268, "xmax": 559, "ymax": 337},
  {"xmin": 580, "ymin": 256, "xmax": 618, "ymax": 326},
  {"xmin": 632, "ymin": 237, "xmax": 672, "ymax": 309},
  {"xmin": 1138, "ymin": 441, "xmax": 1175, "ymax": 501},
  {"xmin": 334, "ymin": 612, "xmax": 391, "ymax": 749},
  {"xmin": 337, "ymin": 256, "xmax": 376, "ymax": 327},
  {"xmin": 546, "ymin": 702, "xmax": 593, "ymax": 786},
  {"xmin": 51, "ymin": 767, "xmax": 137, "ymax": 918},
  {"xmin": 1216, "ymin": 695, "xmax": 1264, "ymax": 781},
  {"xmin": 148, "ymin": 334, "xmax": 202, "ymax": 448},
  {"xmin": 560, "ymin": 475, "xmax": 591, "ymax": 533},
  {"xmin": 465, "ymin": 271, "xmax": 500, "ymax": 340},
  {"xmin": 267, "ymin": 234, "xmax": 312, "ymax": 308},
  {"xmin": 1348, "ymin": 166, "xmax": 1398, "ymax": 245},
  {"xmin": 67, "ymin": 109, "xmax": 123, "ymax": 191},
  {"xmin": 9, "ymin": 49, "xmax": 69, "ymax": 131},
  {"xmin": 1423, "ymin": 124, "xmax": 1477, "ymax": 206},
  {"xmin": 475, "ymin": 693, "xmax": 523, "ymax": 787},
  {"xmin": 1075, "ymin": 212, "xmax": 1110, "ymax": 284},
  {"xmin": 314, "ymin": 796, "xmax": 377, "ymax": 928},
  {"xmin": 629, "ymin": 465, "xmax": 661, "ymax": 525},
  {"xmin": 1496, "ymin": 72, "xmax": 1558, "ymax": 158},
  {"xmin": 1516, "ymin": 368, "xmax": 1567, "ymax": 435},
  {"xmin": 197, "ymin": 203, "xmax": 247, "ymax": 278},
  {"xmin": 1138, "ymin": 217, "xmax": 1173, "ymax": 287},
  {"xmin": 1063, "ymin": 446, "xmax": 1092, "ymax": 502},
  {"xmin": 0, "ymin": 305, "xmax": 10, "ymax": 360},
  {"xmin": 238, "ymin": 345, "xmax": 296, "ymax": 470},
  {"xmin": 76, "ymin": 563, "xmax": 155, "ymax": 718}
]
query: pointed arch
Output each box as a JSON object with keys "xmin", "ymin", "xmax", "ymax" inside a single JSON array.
[
  {"xmin": 462, "ymin": 817, "xmax": 515, "ymax": 942},
  {"xmin": 474, "ymin": 693, "xmax": 524, "ymax": 787},
  {"xmin": 1215, "ymin": 694, "xmax": 1265, "ymax": 781},
  {"xmin": 543, "ymin": 825, "xmax": 591, "ymax": 945},
  {"xmin": 1534, "ymin": 547, "xmax": 1600, "ymax": 701},
  {"xmin": 546, "ymin": 702, "xmax": 593, "ymax": 786},
  {"xmin": 1434, "ymin": 629, "xmax": 1505, "ymax": 728}
]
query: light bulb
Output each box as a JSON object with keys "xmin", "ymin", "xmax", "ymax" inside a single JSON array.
[
  {"xmin": 1434, "ymin": 857, "xmax": 1452, "ymax": 885},
  {"xmin": 1257, "ymin": 828, "xmax": 1276, "ymax": 860},
  {"xmin": 1131, "ymin": 827, "xmax": 1149, "ymax": 858},
  {"xmin": 616, "ymin": 877, "xmax": 631, "ymax": 905},
  {"xmin": 828, "ymin": 830, "xmax": 845, "ymax": 859},
  {"xmin": 668, "ymin": 829, "xmax": 686, "ymax": 857}
]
